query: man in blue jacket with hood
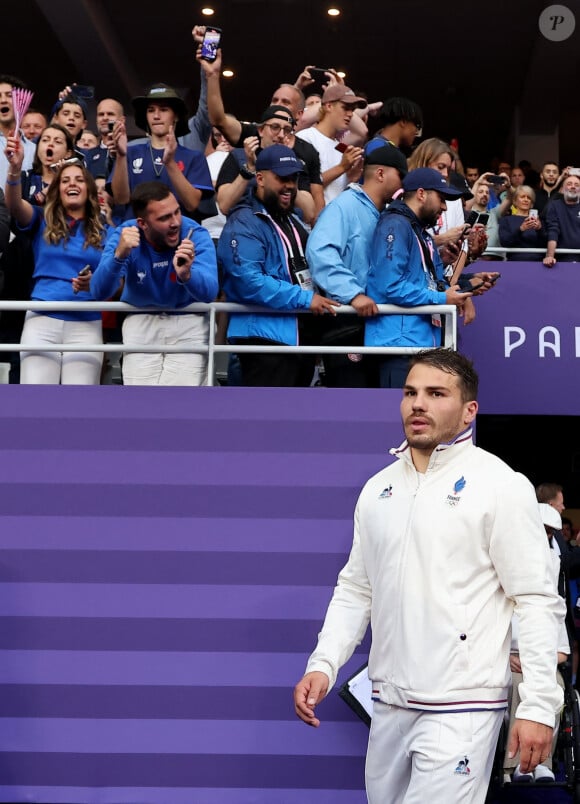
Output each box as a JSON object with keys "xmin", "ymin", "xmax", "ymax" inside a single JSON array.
[
  {"xmin": 218, "ymin": 144, "xmax": 339, "ymax": 386},
  {"xmin": 365, "ymin": 167, "xmax": 472, "ymax": 388}
]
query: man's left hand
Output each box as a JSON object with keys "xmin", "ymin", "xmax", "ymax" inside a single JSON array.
[{"xmin": 507, "ymin": 718, "xmax": 553, "ymax": 773}]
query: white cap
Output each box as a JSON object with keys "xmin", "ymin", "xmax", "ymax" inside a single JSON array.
[{"xmin": 539, "ymin": 502, "xmax": 562, "ymax": 530}]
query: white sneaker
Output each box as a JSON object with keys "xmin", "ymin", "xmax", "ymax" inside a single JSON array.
[
  {"xmin": 534, "ymin": 763, "xmax": 555, "ymax": 782},
  {"xmin": 513, "ymin": 764, "xmax": 534, "ymax": 783}
]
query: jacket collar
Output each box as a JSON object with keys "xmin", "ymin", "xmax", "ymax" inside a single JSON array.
[{"xmin": 390, "ymin": 427, "xmax": 474, "ymax": 472}]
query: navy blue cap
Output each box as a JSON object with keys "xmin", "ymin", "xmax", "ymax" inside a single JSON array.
[
  {"xmin": 255, "ymin": 144, "xmax": 304, "ymax": 176},
  {"xmin": 402, "ymin": 167, "xmax": 463, "ymax": 198},
  {"xmin": 51, "ymin": 94, "xmax": 89, "ymax": 121}
]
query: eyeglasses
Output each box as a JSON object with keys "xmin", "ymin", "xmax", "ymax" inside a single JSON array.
[{"xmin": 263, "ymin": 122, "xmax": 293, "ymax": 136}]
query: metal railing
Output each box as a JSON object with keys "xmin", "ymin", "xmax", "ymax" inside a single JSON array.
[
  {"xmin": 482, "ymin": 247, "xmax": 580, "ymax": 258},
  {"xmin": 0, "ymin": 301, "xmax": 458, "ymax": 386}
]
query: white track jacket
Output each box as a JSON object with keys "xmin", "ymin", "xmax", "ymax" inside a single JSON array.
[{"xmin": 306, "ymin": 430, "xmax": 565, "ymax": 727}]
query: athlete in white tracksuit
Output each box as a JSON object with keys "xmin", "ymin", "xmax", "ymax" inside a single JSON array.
[{"xmin": 294, "ymin": 349, "xmax": 564, "ymax": 803}]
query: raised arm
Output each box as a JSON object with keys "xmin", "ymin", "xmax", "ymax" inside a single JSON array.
[
  {"xmin": 3, "ymin": 133, "xmax": 33, "ymax": 227},
  {"xmin": 197, "ymin": 47, "xmax": 242, "ymax": 146}
]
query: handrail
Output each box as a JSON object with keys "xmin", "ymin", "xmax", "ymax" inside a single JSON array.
[
  {"xmin": 482, "ymin": 247, "xmax": 580, "ymax": 256},
  {"xmin": 0, "ymin": 301, "xmax": 458, "ymax": 386}
]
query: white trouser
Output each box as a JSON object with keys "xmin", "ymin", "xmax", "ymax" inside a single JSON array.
[
  {"xmin": 365, "ymin": 703, "xmax": 503, "ymax": 804},
  {"xmin": 20, "ymin": 312, "xmax": 103, "ymax": 385},
  {"xmin": 122, "ymin": 313, "xmax": 209, "ymax": 386}
]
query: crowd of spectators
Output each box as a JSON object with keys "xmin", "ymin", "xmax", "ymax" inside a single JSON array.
[{"xmin": 0, "ymin": 24, "xmax": 578, "ymax": 387}]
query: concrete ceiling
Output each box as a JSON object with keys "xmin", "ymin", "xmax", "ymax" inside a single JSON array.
[{"xmin": 6, "ymin": 0, "xmax": 580, "ymax": 167}]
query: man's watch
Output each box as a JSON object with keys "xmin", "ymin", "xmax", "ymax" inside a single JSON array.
[{"xmin": 239, "ymin": 163, "xmax": 256, "ymax": 180}]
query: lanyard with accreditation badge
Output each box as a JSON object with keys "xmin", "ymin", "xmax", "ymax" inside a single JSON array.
[{"xmin": 268, "ymin": 214, "xmax": 313, "ymax": 291}]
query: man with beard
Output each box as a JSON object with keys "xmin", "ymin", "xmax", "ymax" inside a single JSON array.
[
  {"xmin": 543, "ymin": 174, "xmax": 580, "ymax": 266},
  {"xmin": 217, "ymin": 144, "xmax": 339, "ymax": 386},
  {"xmin": 0, "ymin": 74, "xmax": 36, "ymax": 188},
  {"xmin": 535, "ymin": 161, "xmax": 563, "ymax": 214},
  {"xmin": 364, "ymin": 168, "xmax": 473, "ymax": 388},
  {"xmin": 91, "ymin": 181, "xmax": 218, "ymax": 385},
  {"xmin": 294, "ymin": 347, "xmax": 565, "ymax": 804}
]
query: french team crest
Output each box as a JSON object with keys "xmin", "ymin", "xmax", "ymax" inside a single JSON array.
[{"xmin": 446, "ymin": 476, "xmax": 466, "ymax": 507}]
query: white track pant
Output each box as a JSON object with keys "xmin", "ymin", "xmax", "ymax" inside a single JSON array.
[{"xmin": 365, "ymin": 703, "xmax": 503, "ymax": 803}]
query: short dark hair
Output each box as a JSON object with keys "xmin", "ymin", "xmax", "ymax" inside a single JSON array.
[
  {"xmin": 535, "ymin": 482, "xmax": 563, "ymax": 504},
  {"xmin": 0, "ymin": 74, "xmax": 27, "ymax": 91},
  {"xmin": 131, "ymin": 181, "xmax": 173, "ymax": 217},
  {"xmin": 407, "ymin": 348, "xmax": 479, "ymax": 402},
  {"xmin": 378, "ymin": 96, "xmax": 423, "ymax": 128}
]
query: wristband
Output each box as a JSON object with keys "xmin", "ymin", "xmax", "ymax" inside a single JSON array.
[
  {"xmin": 239, "ymin": 163, "xmax": 256, "ymax": 180},
  {"xmin": 5, "ymin": 179, "xmax": 20, "ymax": 186}
]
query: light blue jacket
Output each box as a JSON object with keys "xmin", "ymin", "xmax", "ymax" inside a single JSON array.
[
  {"xmin": 217, "ymin": 195, "xmax": 314, "ymax": 345},
  {"xmin": 365, "ymin": 200, "xmax": 447, "ymax": 347},
  {"xmin": 306, "ymin": 183, "xmax": 379, "ymax": 303}
]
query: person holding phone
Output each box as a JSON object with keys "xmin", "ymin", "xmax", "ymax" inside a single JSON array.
[
  {"xmin": 91, "ymin": 181, "xmax": 218, "ymax": 386},
  {"xmin": 498, "ymin": 185, "xmax": 546, "ymax": 261},
  {"xmin": 4, "ymin": 133, "xmax": 106, "ymax": 384},
  {"xmin": 295, "ymin": 84, "xmax": 365, "ymax": 204}
]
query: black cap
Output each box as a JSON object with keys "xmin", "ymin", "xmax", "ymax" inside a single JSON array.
[{"xmin": 364, "ymin": 144, "xmax": 408, "ymax": 176}]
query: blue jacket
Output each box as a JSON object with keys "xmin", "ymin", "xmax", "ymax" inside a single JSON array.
[
  {"xmin": 545, "ymin": 198, "xmax": 580, "ymax": 260},
  {"xmin": 365, "ymin": 199, "xmax": 447, "ymax": 347},
  {"xmin": 306, "ymin": 183, "xmax": 379, "ymax": 303},
  {"xmin": 217, "ymin": 195, "xmax": 314, "ymax": 345},
  {"xmin": 91, "ymin": 217, "xmax": 218, "ymax": 308}
]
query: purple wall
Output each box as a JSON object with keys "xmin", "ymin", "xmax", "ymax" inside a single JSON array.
[
  {"xmin": 0, "ymin": 386, "xmax": 405, "ymax": 803},
  {"xmin": 459, "ymin": 260, "xmax": 579, "ymax": 415}
]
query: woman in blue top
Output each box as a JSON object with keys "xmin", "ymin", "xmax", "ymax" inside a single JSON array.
[{"xmin": 5, "ymin": 133, "xmax": 106, "ymax": 384}]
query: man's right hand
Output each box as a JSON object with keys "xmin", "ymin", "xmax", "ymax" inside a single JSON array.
[
  {"xmin": 115, "ymin": 226, "xmax": 141, "ymax": 260},
  {"xmin": 446, "ymin": 284, "xmax": 472, "ymax": 306},
  {"xmin": 310, "ymin": 295, "xmax": 340, "ymax": 315},
  {"xmin": 350, "ymin": 293, "xmax": 379, "ymax": 316},
  {"xmin": 543, "ymin": 255, "xmax": 557, "ymax": 267},
  {"xmin": 293, "ymin": 671, "xmax": 329, "ymax": 727}
]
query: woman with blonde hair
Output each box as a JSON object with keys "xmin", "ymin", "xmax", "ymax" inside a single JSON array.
[{"xmin": 4, "ymin": 132, "xmax": 107, "ymax": 384}]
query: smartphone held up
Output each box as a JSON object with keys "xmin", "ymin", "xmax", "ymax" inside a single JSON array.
[{"xmin": 200, "ymin": 27, "xmax": 222, "ymax": 62}]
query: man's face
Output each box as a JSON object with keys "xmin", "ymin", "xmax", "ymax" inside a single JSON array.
[
  {"xmin": 418, "ymin": 189, "xmax": 447, "ymax": 227},
  {"xmin": 400, "ymin": 120, "xmax": 422, "ymax": 149},
  {"xmin": 378, "ymin": 165, "xmax": 403, "ymax": 203},
  {"xmin": 257, "ymin": 170, "xmax": 298, "ymax": 213},
  {"xmin": 54, "ymin": 103, "xmax": 87, "ymax": 139},
  {"xmin": 0, "ymin": 83, "xmax": 14, "ymax": 127},
  {"xmin": 21, "ymin": 112, "xmax": 47, "ymax": 141},
  {"xmin": 498, "ymin": 162, "xmax": 511, "ymax": 175},
  {"xmin": 510, "ymin": 168, "xmax": 525, "ymax": 187},
  {"xmin": 541, "ymin": 163, "xmax": 559, "ymax": 187},
  {"xmin": 465, "ymin": 167, "xmax": 479, "ymax": 187},
  {"xmin": 258, "ymin": 113, "xmax": 294, "ymax": 148},
  {"xmin": 146, "ymin": 103, "xmax": 178, "ymax": 138},
  {"xmin": 325, "ymin": 100, "xmax": 356, "ymax": 133},
  {"xmin": 475, "ymin": 184, "xmax": 489, "ymax": 207},
  {"xmin": 271, "ymin": 85, "xmax": 302, "ymax": 120},
  {"xmin": 96, "ymin": 99, "xmax": 123, "ymax": 137},
  {"xmin": 138, "ymin": 195, "xmax": 182, "ymax": 250},
  {"xmin": 550, "ymin": 491, "xmax": 565, "ymax": 513},
  {"xmin": 562, "ymin": 176, "xmax": 580, "ymax": 204},
  {"xmin": 401, "ymin": 363, "xmax": 476, "ymax": 455}
]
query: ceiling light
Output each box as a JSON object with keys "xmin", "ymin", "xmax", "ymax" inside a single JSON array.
[
  {"xmin": 201, "ymin": 7, "xmax": 215, "ymax": 15},
  {"xmin": 327, "ymin": 7, "xmax": 341, "ymax": 16},
  {"xmin": 222, "ymin": 69, "xmax": 234, "ymax": 78}
]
